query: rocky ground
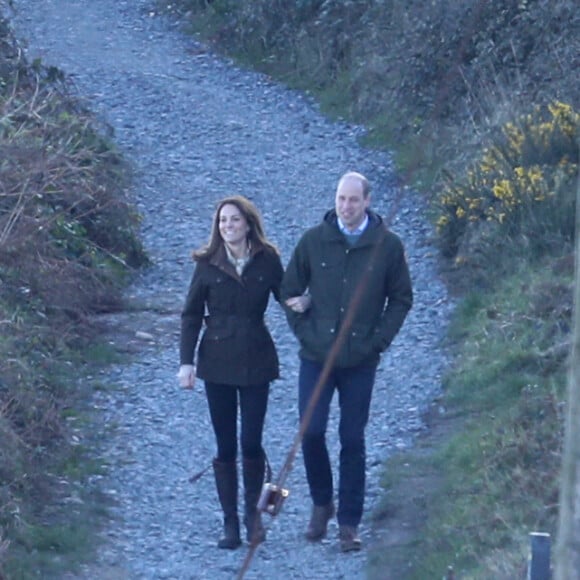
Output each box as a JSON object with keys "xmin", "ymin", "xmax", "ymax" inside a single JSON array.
[{"xmin": 10, "ymin": 1, "xmax": 453, "ymax": 578}]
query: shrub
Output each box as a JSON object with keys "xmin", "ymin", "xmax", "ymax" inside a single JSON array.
[
  {"xmin": 0, "ymin": 12, "xmax": 147, "ymax": 576},
  {"xmin": 435, "ymin": 101, "xmax": 579, "ymax": 261},
  {"xmin": 0, "ymin": 62, "xmax": 147, "ymax": 315}
]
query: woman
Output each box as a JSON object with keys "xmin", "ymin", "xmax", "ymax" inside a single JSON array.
[{"xmin": 177, "ymin": 195, "xmax": 283, "ymax": 550}]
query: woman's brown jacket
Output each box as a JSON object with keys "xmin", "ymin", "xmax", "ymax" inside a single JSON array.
[{"xmin": 180, "ymin": 243, "xmax": 283, "ymax": 386}]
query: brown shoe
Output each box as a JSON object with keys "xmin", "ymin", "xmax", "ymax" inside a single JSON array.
[
  {"xmin": 339, "ymin": 525, "xmax": 362, "ymax": 552},
  {"xmin": 305, "ymin": 502, "xmax": 335, "ymax": 541}
]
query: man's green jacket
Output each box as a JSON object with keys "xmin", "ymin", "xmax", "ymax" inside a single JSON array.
[{"xmin": 281, "ymin": 209, "xmax": 413, "ymax": 368}]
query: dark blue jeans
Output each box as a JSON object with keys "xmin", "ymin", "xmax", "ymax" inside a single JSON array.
[
  {"xmin": 204, "ymin": 382, "xmax": 269, "ymax": 462},
  {"xmin": 299, "ymin": 357, "xmax": 376, "ymax": 528}
]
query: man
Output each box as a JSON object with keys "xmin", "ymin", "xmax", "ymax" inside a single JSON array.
[{"xmin": 281, "ymin": 171, "xmax": 413, "ymax": 552}]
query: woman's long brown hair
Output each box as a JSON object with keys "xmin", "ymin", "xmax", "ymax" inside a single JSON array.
[{"xmin": 192, "ymin": 195, "xmax": 279, "ymax": 260}]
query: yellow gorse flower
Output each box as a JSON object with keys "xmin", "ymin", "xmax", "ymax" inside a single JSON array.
[{"xmin": 435, "ymin": 100, "xmax": 578, "ymax": 251}]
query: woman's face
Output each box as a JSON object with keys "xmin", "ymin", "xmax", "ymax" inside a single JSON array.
[{"xmin": 219, "ymin": 203, "xmax": 250, "ymax": 246}]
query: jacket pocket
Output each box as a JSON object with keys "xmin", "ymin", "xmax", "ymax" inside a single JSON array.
[
  {"xmin": 347, "ymin": 323, "xmax": 376, "ymax": 363},
  {"xmin": 203, "ymin": 317, "xmax": 236, "ymax": 341},
  {"xmin": 296, "ymin": 316, "xmax": 337, "ymax": 360}
]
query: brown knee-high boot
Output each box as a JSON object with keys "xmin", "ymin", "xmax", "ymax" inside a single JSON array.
[
  {"xmin": 242, "ymin": 455, "xmax": 266, "ymax": 544},
  {"xmin": 212, "ymin": 459, "xmax": 242, "ymax": 549}
]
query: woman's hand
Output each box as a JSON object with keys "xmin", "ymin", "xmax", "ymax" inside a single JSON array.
[
  {"xmin": 285, "ymin": 294, "xmax": 312, "ymax": 314},
  {"xmin": 177, "ymin": 364, "xmax": 196, "ymax": 389}
]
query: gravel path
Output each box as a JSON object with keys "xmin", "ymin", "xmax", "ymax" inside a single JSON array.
[{"xmin": 11, "ymin": 1, "xmax": 453, "ymax": 578}]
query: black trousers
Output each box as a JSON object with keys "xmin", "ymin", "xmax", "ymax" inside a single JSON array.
[{"xmin": 204, "ymin": 381, "xmax": 269, "ymax": 462}]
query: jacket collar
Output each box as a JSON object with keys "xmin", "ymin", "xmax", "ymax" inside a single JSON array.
[
  {"xmin": 209, "ymin": 244, "xmax": 235, "ymax": 276},
  {"xmin": 209, "ymin": 243, "xmax": 263, "ymax": 278},
  {"xmin": 321, "ymin": 209, "xmax": 384, "ymax": 245}
]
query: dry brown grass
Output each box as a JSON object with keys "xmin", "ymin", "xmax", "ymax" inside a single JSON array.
[{"xmin": 0, "ymin": 8, "xmax": 146, "ymax": 575}]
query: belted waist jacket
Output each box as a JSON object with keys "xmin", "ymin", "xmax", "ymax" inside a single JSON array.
[
  {"xmin": 180, "ymin": 243, "xmax": 283, "ymax": 386},
  {"xmin": 281, "ymin": 209, "xmax": 413, "ymax": 368}
]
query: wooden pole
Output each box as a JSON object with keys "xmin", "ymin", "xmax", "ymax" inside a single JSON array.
[{"xmin": 555, "ymin": 175, "xmax": 580, "ymax": 579}]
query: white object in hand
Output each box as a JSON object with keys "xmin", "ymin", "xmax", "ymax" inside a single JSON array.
[{"xmin": 177, "ymin": 364, "xmax": 196, "ymax": 389}]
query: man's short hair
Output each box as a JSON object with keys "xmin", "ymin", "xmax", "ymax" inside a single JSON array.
[{"xmin": 338, "ymin": 171, "xmax": 371, "ymax": 198}]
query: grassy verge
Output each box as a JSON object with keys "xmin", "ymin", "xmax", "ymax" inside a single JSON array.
[
  {"xmin": 370, "ymin": 252, "xmax": 571, "ymax": 578},
  {"xmin": 0, "ymin": 8, "xmax": 147, "ymax": 578}
]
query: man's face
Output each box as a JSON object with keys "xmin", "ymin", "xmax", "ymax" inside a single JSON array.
[{"xmin": 335, "ymin": 177, "xmax": 370, "ymax": 231}]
